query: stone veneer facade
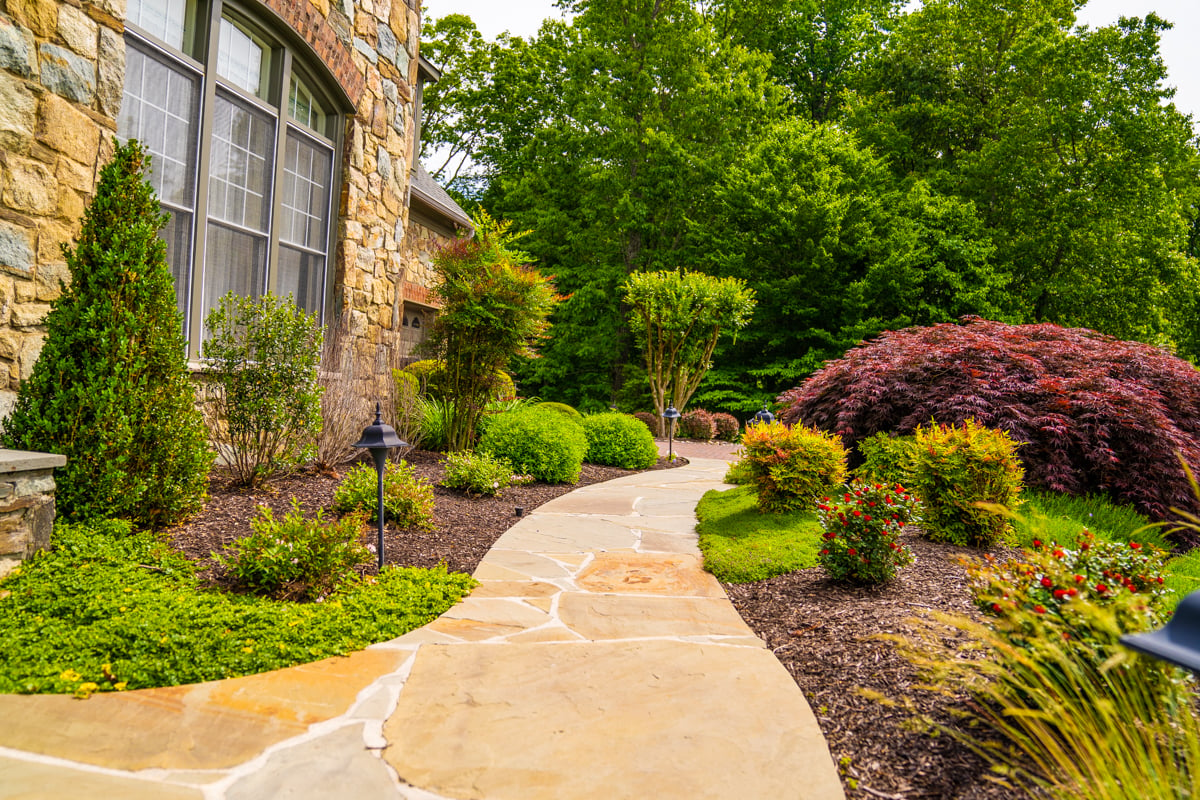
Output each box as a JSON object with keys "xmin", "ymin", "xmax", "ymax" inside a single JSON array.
[{"xmin": 0, "ymin": 0, "xmax": 464, "ymax": 414}]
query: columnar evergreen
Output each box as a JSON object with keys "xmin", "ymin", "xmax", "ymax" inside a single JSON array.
[{"xmin": 2, "ymin": 139, "xmax": 211, "ymax": 528}]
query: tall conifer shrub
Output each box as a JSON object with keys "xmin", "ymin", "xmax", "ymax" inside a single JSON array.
[{"xmin": 2, "ymin": 139, "xmax": 211, "ymax": 528}]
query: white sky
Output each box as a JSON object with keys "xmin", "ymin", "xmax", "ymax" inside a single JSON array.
[{"xmin": 421, "ymin": 0, "xmax": 1200, "ymax": 123}]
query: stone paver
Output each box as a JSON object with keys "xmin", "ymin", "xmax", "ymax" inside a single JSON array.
[{"xmin": 0, "ymin": 448, "xmax": 844, "ymax": 800}]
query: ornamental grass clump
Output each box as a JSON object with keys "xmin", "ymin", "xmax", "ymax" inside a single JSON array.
[
  {"xmin": 909, "ymin": 419, "xmax": 1023, "ymax": 547},
  {"xmin": 740, "ymin": 421, "xmax": 847, "ymax": 513},
  {"xmin": 217, "ymin": 501, "xmax": 370, "ymax": 601},
  {"xmin": 440, "ymin": 450, "xmax": 516, "ymax": 497},
  {"xmin": 581, "ymin": 412, "xmax": 658, "ymax": 469},
  {"xmin": 817, "ymin": 481, "xmax": 921, "ymax": 584},
  {"xmin": 333, "ymin": 461, "xmax": 435, "ymax": 528}
]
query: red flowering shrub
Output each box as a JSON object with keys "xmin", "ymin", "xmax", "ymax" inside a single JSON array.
[
  {"xmin": 778, "ymin": 318, "xmax": 1200, "ymax": 535},
  {"xmin": 679, "ymin": 408, "xmax": 716, "ymax": 440},
  {"xmin": 817, "ymin": 481, "xmax": 920, "ymax": 584},
  {"xmin": 711, "ymin": 412, "xmax": 740, "ymax": 441}
]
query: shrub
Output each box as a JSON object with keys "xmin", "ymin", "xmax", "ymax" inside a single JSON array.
[
  {"xmin": 740, "ymin": 421, "xmax": 848, "ymax": 513},
  {"xmin": 1, "ymin": 140, "xmax": 211, "ymax": 528},
  {"xmin": 333, "ymin": 461, "xmax": 435, "ymax": 529},
  {"xmin": 723, "ymin": 458, "xmax": 753, "ymax": 485},
  {"xmin": 216, "ymin": 501, "xmax": 370, "ymax": 601},
  {"xmin": 854, "ymin": 432, "xmax": 918, "ymax": 488},
  {"xmin": 441, "ymin": 450, "xmax": 515, "ymax": 496},
  {"xmin": 480, "ymin": 407, "xmax": 588, "ymax": 484},
  {"xmin": 202, "ymin": 292, "xmax": 323, "ymax": 487},
  {"xmin": 909, "ymin": 419, "xmax": 1024, "ymax": 547},
  {"xmin": 777, "ymin": 318, "xmax": 1200, "ymax": 534},
  {"xmin": 536, "ymin": 401, "xmax": 584, "ymax": 425},
  {"xmin": 817, "ymin": 481, "xmax": 920, "ymax": 584},
  {"xmin": 633, "ymin": 411, "xmax": 659, "ymax": 436},
  {"xmin": 679, "ymin": 408, "xmax": 716, "ymax": 440},
  {"xmin": 403, "ymin": 359, "xmax": 446, "ymax": 397},
  {"xmin": 582, "ymin": 412, "xmax": 659, "ymax": 469},
  {"xmin": 392, "ymin": 369, "xmax": 425, "ymax": 453},
  {"xmin": 712, "ymin": 412, "xmax": 740, "ymax": 441}
]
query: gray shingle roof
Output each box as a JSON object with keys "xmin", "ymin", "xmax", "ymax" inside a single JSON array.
[{"xmin": 410, "ymin": 163, "xmax": 473, "ymax": 233}]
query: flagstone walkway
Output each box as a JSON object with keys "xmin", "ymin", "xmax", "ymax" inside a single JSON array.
[{"xmin": 0, "ymin": 453, "xmax": 844, "ymax": 800}]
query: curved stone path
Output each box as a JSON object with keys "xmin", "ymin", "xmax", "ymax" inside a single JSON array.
[{"xmin": 0, "ymin": 455, "xmax": 844, "ymax": 800}]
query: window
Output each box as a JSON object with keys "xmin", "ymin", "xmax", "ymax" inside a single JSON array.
[{"xmin": 118, "ymin": 0, "xmax": 345, "ymax": 353}]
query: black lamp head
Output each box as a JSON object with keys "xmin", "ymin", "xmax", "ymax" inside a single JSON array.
[
  {"xmin": 1122, "ymin": 589, "xmax": 1200, "ymax": 673},
  {"xmin": 353, "ymin": 402, "xmax": 407, "ymax": 451},
  {"xmin": 663, "ymin": 406, "xmax": 681, "ymax": 421},
  {"xmin": 753, "ymin": 404, "xmax": 775, "ymax": 426}
]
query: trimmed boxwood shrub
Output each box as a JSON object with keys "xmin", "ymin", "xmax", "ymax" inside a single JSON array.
[
  {"xmin": 480, "ymin": 407, "xmax": 588, "ymax": 483},
  {"xmin": 741, "ymin": 420, "xmax": 848, "ymax": 513},
  {"xmin": 909, "ymin": 419, "xmax": 1024, "ymax": 547},
  {"xmin": 712, "ymin": 412, "xmax": 740, "ymax": 441},
  {"xmin": 778, "ymin": 318, "xmax": 1200, "ymax": 534},
  {"xmin": 679, "ymin": 408, "xmax": 716, "ymax": 440},
  {"xmin": 582, "ymin": 412, "xmax": 659, "ymax": 469},
  {"xmin": 536, "ymin": 401, "xmax": 584, "ymax": 425}
]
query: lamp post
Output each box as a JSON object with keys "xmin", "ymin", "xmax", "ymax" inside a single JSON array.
[
  {"xmin": 752, "ymin": 403, "xmax": 775, "ymax": 427},
  {"xmin": 663, "ymin": 405, "xmax": 681, "ymax": 461},
  {"xmin": 353, "ymin": 402, "xmax": 407, "ymax": 570},
  {"xmin": 1121, "ymin": 589, "xmax": 1200, "ymax": 674}
]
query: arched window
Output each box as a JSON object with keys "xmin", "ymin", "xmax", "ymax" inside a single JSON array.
[{"xmin": 118, "ymin": 0, "xmax": 347, "ymax": 353}]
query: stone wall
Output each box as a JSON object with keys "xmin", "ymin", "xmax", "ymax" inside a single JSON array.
[
  {"xmin": 0, "ymin": 0, "xmax": 120, "ymax": 416},
  {"xmin": 0, "ymin": 0, "xmax": 449, "ymax": 414},
  {"xmin": 0, "ymin": 448, "xmax": 64, "ymax": 577}
]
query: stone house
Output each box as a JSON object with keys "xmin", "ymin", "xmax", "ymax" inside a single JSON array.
[{"xmin": 0, "ymin": 0, "xmax": 471, "ymax": 415}]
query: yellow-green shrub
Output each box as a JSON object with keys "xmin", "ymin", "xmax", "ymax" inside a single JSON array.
[
  {"xmin": 740, "ymin": 421, "xmax": 847, "ymax": 513},
  {"xmin": 910, "ymin": 419, "xmax": 1023, "ymax": 546}
]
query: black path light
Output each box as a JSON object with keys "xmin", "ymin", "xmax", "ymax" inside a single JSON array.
[
  {"xmin": 752, "ymin": 403, "xmax": 775, "ymax": 426},
  {"xmin": 1121, "ymin": 589, "xmax": 1200, "ymax": 673},
  {"xmin": 663, "ymin": 405, "xmax": 682, "ymax": 461},
  {"xmin": 353, "ymin": 402, "xmax": 407, "ymax": 570}
]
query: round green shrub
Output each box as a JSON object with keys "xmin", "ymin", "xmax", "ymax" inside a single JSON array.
[
  {"xmin": 740, "ymin": 421, "xmax": 848, "ymax": 513},
  {"xmin": 909, "ymin": 419, "xmax": 1024, "ymax": 547},
  {"xmin": 494, "ymin": 371, "xmax": 517, "ymax": 402},
  {"xmin": 480, "ymin": 407, "xmax": 587, "ymax": 484},
  {"xmin": 441, "ymin": 450, "xmax": 516, "ymax": 496},
  {"xmin": 333, "ymin": 461, "xmax": 435, "ymax": 528},
  {"xmin": 536, "ymin": 401, "xmax": 584, "ymax": 425},
  {"xmin": 711, "ymin": 412, "xmax": 740, "ymax": 441},
  {"xmin": 633, "ymin": 411, "xmax": 659, "ymax": 435},
  {"xmin": 582, "ymin": 412, "xmax": 659, "ymax": 469},
  {"xmin": 402, "ymin": 359, "xmax": 446, "ymax": 398},
  {"xmin": 679, "ymin": 408, "xmax": 716, "ymax": 440}
]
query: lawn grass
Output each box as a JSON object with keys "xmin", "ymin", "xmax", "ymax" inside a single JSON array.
[
  {"xmin": 1012, "ymin": 490, "xmax": 1169, "ymax": 550},
  {"xmin": 694, "ymin": 485, "xmax": 822, "ymax": 583},
  {"xmin": 0, "ymin": 519, "xmax": 475, "ymax": 696}
]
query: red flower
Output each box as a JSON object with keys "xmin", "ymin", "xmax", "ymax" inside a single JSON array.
[
  {"xmin": 991, "ymin": 603, "xmax": 1003, "ymax": 613},
  {"xmin": 847, "ymin": 548, "xmax": 857, "ymax": 556},
  {"xmin": 1067, "ymin": 587, "xmax": 1078, "ymax": 597},
  {"xmin": 1032, "ymin": 539, "xmax": 1042, "ymax": 548},
  {"xmin": 1033, "ymin": 605, "xmax": 1047, "ymax": 614},
  {"xmin": 1052, "ymin": 549, "xmax": 1065, "ymax": 558},
  {"xmin": 853, "ymin": 510, "xmax": 862, "ymax": 517},
  {"xmin": 1053, "ymin": 589, "xmax": 1066, "ymax": 599},
  {"xmin": 1040, "ymin": 577, "xmax": 1053, "ymax": 588},
  {"xmin": 1130, "ymin": 542, "xmax": 1142, "ymax": 551},
  {"xmin": 864, "ymin": 515, "xmax": 872, "ymax": 521},
  {"xmin": 1096, "ymin": 583, "xmax": 1108, "ymax": 593},
  {"xmin": 820, "ymin": 549, "xmax": 829, "ymax": 555},
  {"xmin": 1074, "ymin": 575, "xmax": 1085, "ymax": 583}
]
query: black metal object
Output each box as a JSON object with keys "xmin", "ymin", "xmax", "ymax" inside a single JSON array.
[
  {"xmin": 1122, "ymin": 589, "xmax": 1200, "ymax": 673},
  {"xmin": 352, "ymin": 402, "xmax": 407, "ymax": 570},
  {"xmin": 663, "ymin": 406, "xmax": 682, "ymax": 461},
  {"xmin": 752, "ymin": 404, "xmax": 775, "ymax": 426}
]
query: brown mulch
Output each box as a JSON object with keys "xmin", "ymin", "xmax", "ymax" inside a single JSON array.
[
  {"xmin": 168, "ymin": 444, "xmax": 1023, "ymax": 799},
  {"xmin": 726, "ymin": 529, "xmax": 1026, "ymax": 800},
  {"xmin": 169, "ymin": 450, "xmax": 683, "ymax": 584}
]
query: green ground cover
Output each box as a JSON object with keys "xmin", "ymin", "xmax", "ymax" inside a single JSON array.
[
  {"xmin": 0, "ymin": 519, "xmax": 474, "ymax": 696},
  {"xmin": 694, "ymin": 485, "xmax": 822, "ymax": 582}
]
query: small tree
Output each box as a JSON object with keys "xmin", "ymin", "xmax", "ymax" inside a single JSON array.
[
  {"xmin": 623, "ymin": 270, "xmax": 755, "ymax": 434},
  {"xmin": 202, "ymin": 292, "xmax": 323, "ymax": 486},
  {"xmin": 2, "ymin": 139, "xmax": 211, "ymax": 528},
  {"xmin": 426, "ymin": 212, "xmax": 561, "ymax": 451}
]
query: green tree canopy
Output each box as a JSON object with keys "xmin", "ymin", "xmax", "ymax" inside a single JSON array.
[{"xmin": 623, "ymin": 270, "xmax": 755, "ymax": 428}]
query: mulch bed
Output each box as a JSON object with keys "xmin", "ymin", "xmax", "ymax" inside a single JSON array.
[
  {"xmin": 168, "ymin": 448, "xmax": 1024, "ymax": 799},
  {"xmin": 169, "ymin": 450, "xmax": 681, "ymax": 584}
]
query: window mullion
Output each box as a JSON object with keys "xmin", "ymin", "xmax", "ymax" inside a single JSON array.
[
  {"xmin": 265, "ymin": 48, "xmax": 292, "ymax": 299},
  {"xmin": 188, "ymin": 0, "xmax": 224, "ymax": 357}
]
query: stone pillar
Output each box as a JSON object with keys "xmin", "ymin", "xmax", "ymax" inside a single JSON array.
[{"xmin": 0, "ymin": 448, "xmax": 66, "ymax": 578}]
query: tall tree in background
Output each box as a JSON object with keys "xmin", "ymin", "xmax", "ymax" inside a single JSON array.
[{"xmin": 850, "ymin": 0, "xmax": 1200, "ymax": 351}]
